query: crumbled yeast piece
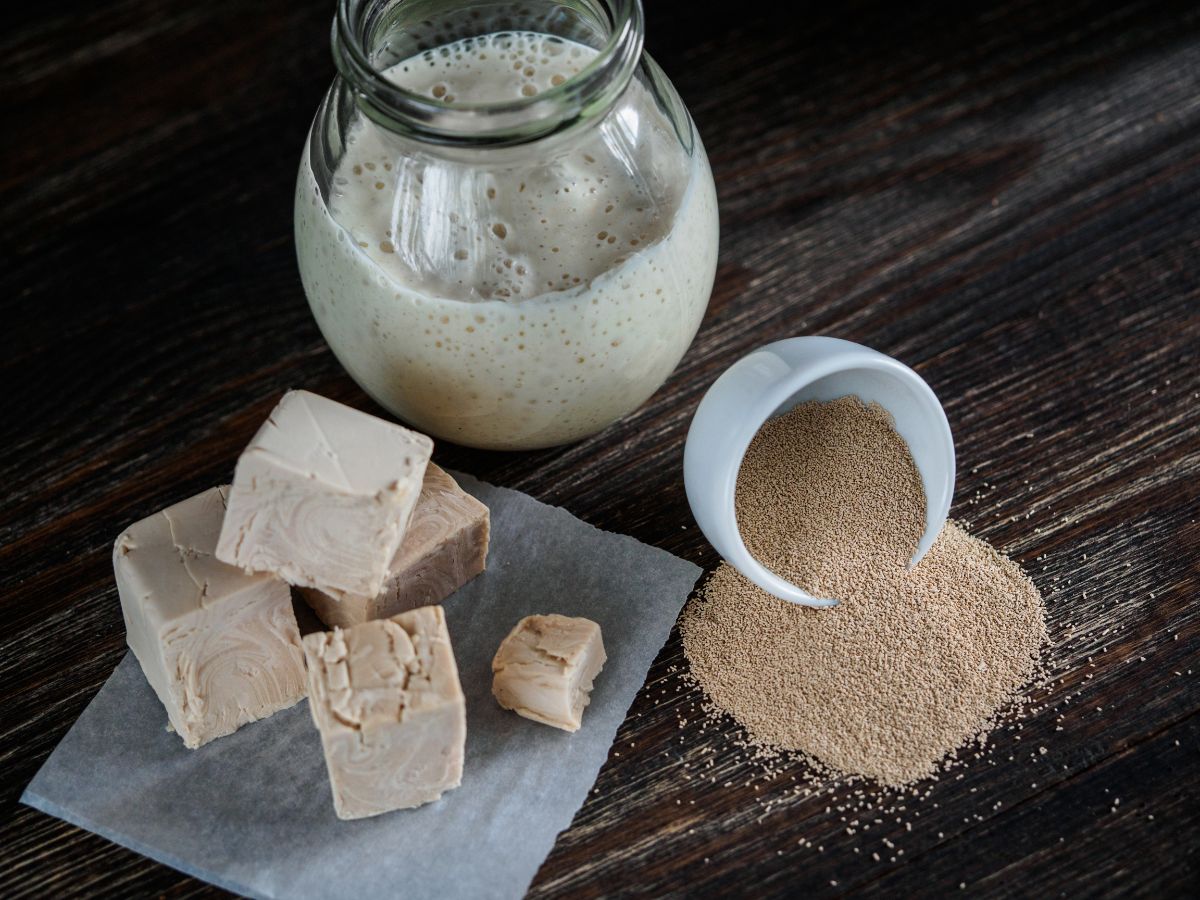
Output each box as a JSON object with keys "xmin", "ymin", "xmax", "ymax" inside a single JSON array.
[
  {"xmin": 216, "ymin": 389, "xmax": 433, "ymax": 598},
  {"xmin": 492, "ymin": 614, "xmax": 606, "ymax": 732},
  {"xmin": 114, "ymin": 486, "xmax": 306, "ymax": 749},
  {"xmin": 299, "ymin": 464, "xmax": 489, "ymax": 627},
  {"xmin": 303, "ymin": 606, "xmax": 466, "ymax": 819}
]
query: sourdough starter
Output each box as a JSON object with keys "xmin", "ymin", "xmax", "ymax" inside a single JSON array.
[{"xmin": 296, "ymin": 32, "xmax": 718, "ymax": 449}]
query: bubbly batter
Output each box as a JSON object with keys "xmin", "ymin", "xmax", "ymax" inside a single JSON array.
[{"xmin": 296, "ymin": 32, "xmax": 718, "ymax": 448}]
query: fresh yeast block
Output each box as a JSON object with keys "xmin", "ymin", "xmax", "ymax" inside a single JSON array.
[
  {"xmin": 492, "ymin": 614, "xmax": 606, "ymax": 732},
  {"xmin": 216, "ymin": 390, "xmax": 433, "ymax": 597},
  {"xmin": 114, "ymin": 486, "xmax": 306, "ymax": 749},
  {"xmin": 303, "ymin": 606, "xmax": 466, "ymax": 819}
]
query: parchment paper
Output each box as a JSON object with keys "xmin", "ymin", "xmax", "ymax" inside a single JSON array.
[{"xmin": 22, "ymin": 474, "xmax": 700, "ymax": 899}]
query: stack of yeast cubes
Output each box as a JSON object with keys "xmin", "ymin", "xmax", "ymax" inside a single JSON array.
[{"xmin": 114, "ymin": 390, "xmax": 489, "ymax": 819}]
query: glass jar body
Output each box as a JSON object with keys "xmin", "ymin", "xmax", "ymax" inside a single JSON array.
[{"xmin": 295, "ymin": 28, "xmax": 718, "ymax": 449}]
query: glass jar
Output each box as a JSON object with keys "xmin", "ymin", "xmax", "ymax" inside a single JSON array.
[{"xmin": 296, "ymin": 0, "xmax": 719, "ymax": 449}]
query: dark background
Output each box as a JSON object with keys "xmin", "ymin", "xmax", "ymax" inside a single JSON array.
[{"xmin": 2, "ymin": 0, "xmax": 1198, "ymax": 895}]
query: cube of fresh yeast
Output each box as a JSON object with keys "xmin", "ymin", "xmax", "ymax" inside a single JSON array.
[
  {"xmin": 114, "ymin": 486, "xmax": 307, "ymax": 749},
  {"xmin": 492, "ymin": 615, "xmax": 606, "ymax": 732},
  {"xmin": 298, "ymin": 464, "xmax": 489, "ymax": 628},
  {"xmin": 216, "ymin": 390, "xmax": 433, "ymax": 598},
  {"xmin": 303, "ymin": 606, "xmax": 466, "ymax": 819}
]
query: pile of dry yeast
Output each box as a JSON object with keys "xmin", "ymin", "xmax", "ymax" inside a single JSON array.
[{"xmin": 681, "ymin": 397, "xmax": 1047, "ymax": 787}]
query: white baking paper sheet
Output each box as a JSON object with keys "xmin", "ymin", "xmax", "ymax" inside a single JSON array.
[{"xmin": 22, "ymin": 474, "xmax": 700, "ymax": 899}]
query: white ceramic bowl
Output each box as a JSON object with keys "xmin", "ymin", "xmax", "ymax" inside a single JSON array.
[{"xmin": 683, "ymin": 336, "xmax": 955, "ymax": 607}]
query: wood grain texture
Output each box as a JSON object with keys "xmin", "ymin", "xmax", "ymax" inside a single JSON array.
[{"xmin": 2, "ymin": 0, "xmax": 1198, "ymax": 896}]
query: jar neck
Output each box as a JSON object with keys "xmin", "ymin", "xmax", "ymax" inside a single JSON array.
[{"xmin": 332, "ymin": 0, "xmax": 644, "ymax": 147}]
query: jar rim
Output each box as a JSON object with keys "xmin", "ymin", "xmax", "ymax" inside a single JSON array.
[{"xmin": 333, "ymin": 0, "xmax": 645, "ymax": 146}]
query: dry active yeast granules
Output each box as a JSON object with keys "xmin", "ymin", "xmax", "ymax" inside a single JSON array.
[{"xmin": 681, "ymin": 397, "xmax": 1047, "ymax": 787}]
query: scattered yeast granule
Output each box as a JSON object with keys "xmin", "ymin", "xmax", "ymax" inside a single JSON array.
[{"xmin": 681, "ymin": 397, "xmax": 1048, "ymax": 787}]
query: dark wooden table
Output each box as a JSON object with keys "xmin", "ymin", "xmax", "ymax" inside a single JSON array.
[{"xmin": 3, "ymin": 0, "xmax": 1198, "ymax": 895}]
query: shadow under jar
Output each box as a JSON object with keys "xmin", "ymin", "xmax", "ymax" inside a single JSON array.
[{"xmin": 296, "ymin": 0, "xmax": 719, "ymax": 450}]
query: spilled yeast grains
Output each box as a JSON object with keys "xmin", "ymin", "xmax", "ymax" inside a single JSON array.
[{"xmin": 681, "ymin": 398, "xmax": 1047, "ymax": 787}]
